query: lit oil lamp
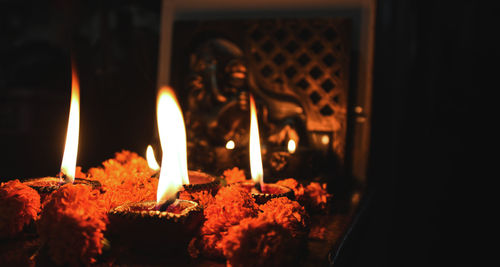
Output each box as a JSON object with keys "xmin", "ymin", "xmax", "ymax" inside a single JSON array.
[
  {"xmin": 108, "ymin": 86, "xmax": 203, "ymax": 253},
  {"xmin": 239, "ymin": 94, "xmax": 294, "ymax": 204},
  {"xmin": 22, "ymin": 62, "xmax": 100, "ymax": 199}
]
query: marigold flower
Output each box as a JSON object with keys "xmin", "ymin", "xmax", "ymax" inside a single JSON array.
[
  {"xmin": 188, "ymin": 233, "xmax": 225, "ymax": 259},
  {"xmin": 87, "ymin": 150, "xmax": 157, "ymax": 210},
  {"xmin": 276, "ymin": 178, "xmax": 305, "ymax": 199},
  {"xmin": 276, "ymin": 179, "xmax": 332, "ymax": 213},
  {"xmin": 303, "ymin": 182, "xmax": 332, "ymax": 212},
  {"xmin": 190, "ymin": 184, "xmax": 259, "ymax": 259},
  {"xmin": 259, "ymin": 197, "xmax": 309, "ymax": 238},
  {"xmin": 0, "ymin": 180, "xmax": 41, "ymax": 238},
  {"xmin": 221, "ymin": 216, "xmax": 300, "ymax": 267},
  {"xmin": 222, "ymin": 167, "xmax": 247, "ymax": 184},
  {"xmin": 38, "ymin": 184, "xmax": 108, "ymax": 266},
  {"xmin": 179, "ymin": 190, "xmax": 215, "ymax": 208},
  {"xmin": 202, "ymin": 184, "xmax": 259, "ymax": 234}
]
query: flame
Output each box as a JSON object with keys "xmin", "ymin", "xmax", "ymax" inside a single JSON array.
[
  {"xmin": 249, "ymin": 94, "xmax": 264, "ymax": 187},
  {"xmin": 287, "ymin": 139, "xmax": 297, "ymax": 154},
  {"xmin": 60, "ymin": 63, "xmax": 80, "ymax": 183},
  {"xmin": 225, "ymin": 140, "xmax": 235, "ymax": 150},
  {"xmin": 146, "ymin": 145, "xmax": 160, "ymax": 171},
  {"xmin": 156, "ymin": 86, "xmax": 189, "ymax": 205}
]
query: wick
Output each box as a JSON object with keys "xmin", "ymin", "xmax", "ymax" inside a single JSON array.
[
  {"xmin": 155, "ymin": 197, "xmax": 176, "ymax": 212},
  {"xmin": 57, "ymin": 172, "xmax": 68, "ymax": 184},
  {"xmin": 254, "ymin": 182, "xmax": 262, "ymax": 193}
]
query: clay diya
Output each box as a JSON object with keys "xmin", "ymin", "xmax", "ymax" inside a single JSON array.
[
  {"xmin": 22, "ymin": 177, "xmax": 101, "ymax": 197},
  {"xmin": 107, "ymin": 199, "xmax": 203, "ymax": 253},
  {"xmin": 239, "ymin": 181, "xmax": 294, "ymax": 204},
  {"xmin": 183, "ymin": 170, "xmax": 219, "ymax": 194}
]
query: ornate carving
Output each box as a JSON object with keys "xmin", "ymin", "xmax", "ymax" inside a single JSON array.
[{"xmin": 173, "ymin": 18, "xmax": 350, "ymax": 176}]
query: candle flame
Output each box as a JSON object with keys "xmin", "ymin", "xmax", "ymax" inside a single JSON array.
[
  {"xmin": 249, "ymin": 94, "xmax": 264, "ymax": 187},
  {"xmin": 156, "ymin": 86, "xmax": 189, "ymax": 205},
  {"xmin": 146, "ymin": 145, "xmax": 160, "ymax": 171},
  {"xmin": 287, "ymin": 139, "xmax": 297, "ymax": 154},
  {"xmin": 60, "ymin": 63, "xmax": 80, "ymax": 183}
]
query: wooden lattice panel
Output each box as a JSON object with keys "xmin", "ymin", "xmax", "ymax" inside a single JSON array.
[{"xmin": 245, "ymin": 19, "xmax": 350, "ymax": 158}]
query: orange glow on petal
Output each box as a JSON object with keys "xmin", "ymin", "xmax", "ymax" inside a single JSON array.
[
  {"xmin": 146, "ymin": 145, "xmax": 160, "ymax": 171},
  {"xmin": 249, "ymin": 94, "xmax": 264, "ymax": 187},
  {"xmin": 60, "ymin": 63, "xmax": 80, "ymax": 183},
  {"xmin": 156, "ymin": 86, "xmax": 189, "ymax": 205}
]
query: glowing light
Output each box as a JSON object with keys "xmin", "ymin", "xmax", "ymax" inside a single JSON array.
[
  {"xmin": 156, "ymin": 86, "xmax": 189, "ymax": 205},
  {"xmin": 287, "ymin": 139, "xmax": 297, "ymax": 154},
  {"xmin": 60, "ymin": 63, "xmax": 80, "ymax": 183},
  {"xmin": 354, "ymin": 106, "xmax": 363, "ymax": 114},
  {"xmin": 321, "ymin": 135, "xmax": 330, "ymax": 145},
  {"xmin": 226, "ymin": 140, "xmax": 235, "ymax": 150},
  {"xmin": 146, "ymin": 145, "xmax": 160, "ymax": 171},
  {"xmin": 249, "ymin": 94, "xmax": 264, "ymax": 187}
]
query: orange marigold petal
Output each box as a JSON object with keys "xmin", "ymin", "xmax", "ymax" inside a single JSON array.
[
  {"xmin": 259, "ymin": 197, "xmax": 309, "ymax": 238},
  {"xmin": 0, "ymin": 180, "xmax": 41, "ymax": 238},
  {"xmin": 87, "ymin": 150, "xmax": 157, "ymax": 210},
  {"xmin": 38, "ymin": 184, "xmax": 108, "ymax": 266},
  {"xmin": 222, "ymin": 167, "xmax": 247, "ymax": 184},
  {"xmin": 221, "ymin": 216, "xmax": 300, "ymax": 267}
]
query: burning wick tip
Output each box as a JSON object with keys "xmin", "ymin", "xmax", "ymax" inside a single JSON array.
[{"xmin": 57, "ymin": 172, "xmax": 72, "ymax": 184}]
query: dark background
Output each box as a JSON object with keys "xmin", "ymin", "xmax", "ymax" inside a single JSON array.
[
  {"xmin": 1, "ymin": 0, "xmax": 489, "ymax": 266},
  {"xmin": 338, "ymin": 0, "xmax": 488, "ymax": 266},
  {"xmin": 0, "ymin": 0, "xmax": 161, "ymax": 178}
]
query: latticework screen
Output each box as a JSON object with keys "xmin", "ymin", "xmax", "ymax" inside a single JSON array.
[{"xmin": 245, "ymin": 19, "xmax": 350, "ymax": 158}]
